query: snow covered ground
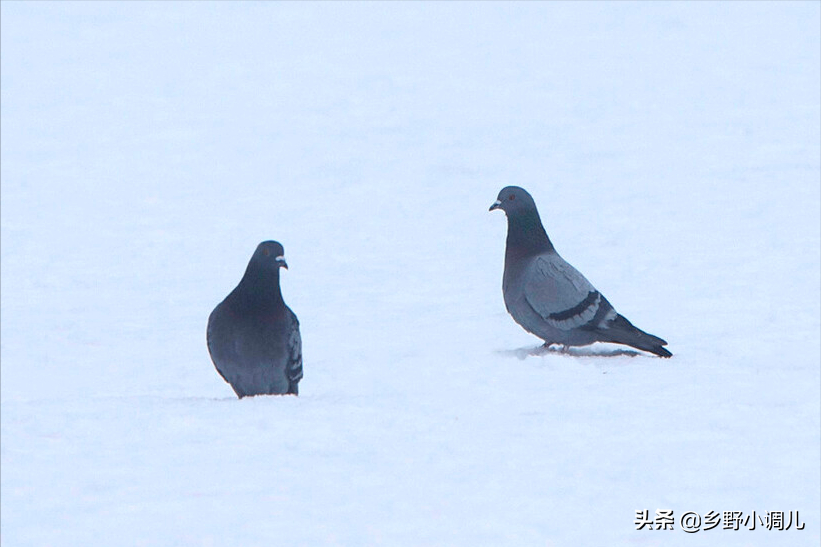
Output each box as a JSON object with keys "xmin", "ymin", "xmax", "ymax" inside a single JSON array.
[{"xmin": 2, "ymin": 2, "xmax": 819, "ymax": 545}]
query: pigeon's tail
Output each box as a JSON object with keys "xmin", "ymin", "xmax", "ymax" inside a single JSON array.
[{"xmin": 603, "ymin": 314, "xmax": 672, "ymax": 358}]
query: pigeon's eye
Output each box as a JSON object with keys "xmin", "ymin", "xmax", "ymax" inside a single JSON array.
[
  {"xmin": 508, "ymin": 194, "xmax": 515, "ymax": 201},
  {"xmin": 263, "ymin": 248, "xmax": 271, "ymax": 257}
]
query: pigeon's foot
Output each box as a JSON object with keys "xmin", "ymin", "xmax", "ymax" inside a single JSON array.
[
  {"xmin": 525, "ymin": 342, "xmax": 643, "ymax": 358},
  {"xmin": 543, "ymin": 343, "xmax": 571, "ymax": 354},
  {"xmin": 499, "ymin": 342, "xmax": 644, "ymax": 360}
]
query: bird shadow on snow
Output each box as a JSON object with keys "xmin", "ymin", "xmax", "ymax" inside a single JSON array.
[{"xmin": 496, "ymin": 343, "xmax": 642, "ymax": 361}]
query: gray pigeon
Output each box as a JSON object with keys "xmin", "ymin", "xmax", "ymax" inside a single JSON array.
[
  {"xmin": 490, "ymin": 186, "xmax": 671, "ymax": 357},
  {"xmin": 207, "ymin": 241, "xmax": 303, "ymax": 397}
]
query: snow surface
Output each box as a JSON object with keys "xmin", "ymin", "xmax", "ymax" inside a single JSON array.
[{"xmin": 2, "ymin": 2, "xmax": 819, "ymax": 546}]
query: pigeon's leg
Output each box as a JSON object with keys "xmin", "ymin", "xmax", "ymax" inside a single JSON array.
[{"xmin": 544, "ymin": 342, "xmax": 568, "ymax": 353}]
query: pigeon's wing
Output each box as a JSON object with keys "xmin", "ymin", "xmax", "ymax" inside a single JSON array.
[
  {"xmin": 206, "ymin": 305, "xmax": 235, "ymax": 382},
  {"xmin": 523, "ymin": 254, "xmax": 615, "ymax": 331},
  {"xmin": 206, "ymin": 303, "xmax": 253, "ymax": 397},
  {"xmin": 285, "ymin": 309, "xmax": 303, "ymax": 395}
]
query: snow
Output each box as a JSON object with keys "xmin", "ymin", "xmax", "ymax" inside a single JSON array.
[{"xmin": 2, "ymin": 2, "xmax": 819, "ymax": 545}]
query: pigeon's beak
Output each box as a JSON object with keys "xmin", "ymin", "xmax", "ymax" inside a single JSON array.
[
  {"xmin": 489, "ymin": 199, "xmax": 502, "ymax": 212},
  {"xmin": 276, "ymin": 256, "xmax": 288, "ymax": 269}
]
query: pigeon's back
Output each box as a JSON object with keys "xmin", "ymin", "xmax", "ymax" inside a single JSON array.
[{"xmin": 523, "ymin": 253, "xmax": 596, "ymax": 316}]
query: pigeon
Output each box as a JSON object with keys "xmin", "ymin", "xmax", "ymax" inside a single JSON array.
[
  {"xmin": 207, "ymin": 241, "xmax": 303, "ymax": 397},
  {"xmin": 490, "ymin": 186, "xmax": 671, "ymax": 358}
]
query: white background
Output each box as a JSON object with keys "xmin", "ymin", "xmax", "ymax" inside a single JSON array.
[{"xmin": 2, "ymin": 2, "xmax": 819, "ymax": 545}]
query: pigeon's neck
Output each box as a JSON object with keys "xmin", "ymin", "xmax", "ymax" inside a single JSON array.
[
  {"xmin": 237, "ymin": 266, "xmax": 284, "ymax": 309},
  {"xmin": 505, "ymin": 208, "xmax": 556, "ymax": 259}
]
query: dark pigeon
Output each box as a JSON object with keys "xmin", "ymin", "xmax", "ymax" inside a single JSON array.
[
  {"xmin": 490, "ymin": 186, "xmax": 671, "ymax": 358},
  {"xmin": 207, "ymin": 241, "xmax": 303, "ymax": 397}
]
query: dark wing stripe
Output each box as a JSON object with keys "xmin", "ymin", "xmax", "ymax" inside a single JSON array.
[
  {"xmin": 289, "ymin": 361, "xmax": 303, "ymax": 382},
  {"xmin": 286, "ymin": 321, "xmax": 303, "ymax": 391},
  {"xmin": 548, "ymin": 291, "xmax": 600, "ymax": 321}
]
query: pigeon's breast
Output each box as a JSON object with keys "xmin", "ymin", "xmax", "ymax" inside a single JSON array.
[{"xmin": 502, "ymin": 256, "xmax": 533, "ymax": 315}]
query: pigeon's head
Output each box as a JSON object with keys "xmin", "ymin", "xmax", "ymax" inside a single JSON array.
[
  {"xmin": 489, "ymin": 186, "xmax": 537, "ymax": 215},
  {"xmin": 251, "ymin": 240, "xmax": 288, "ymax": 271}
]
